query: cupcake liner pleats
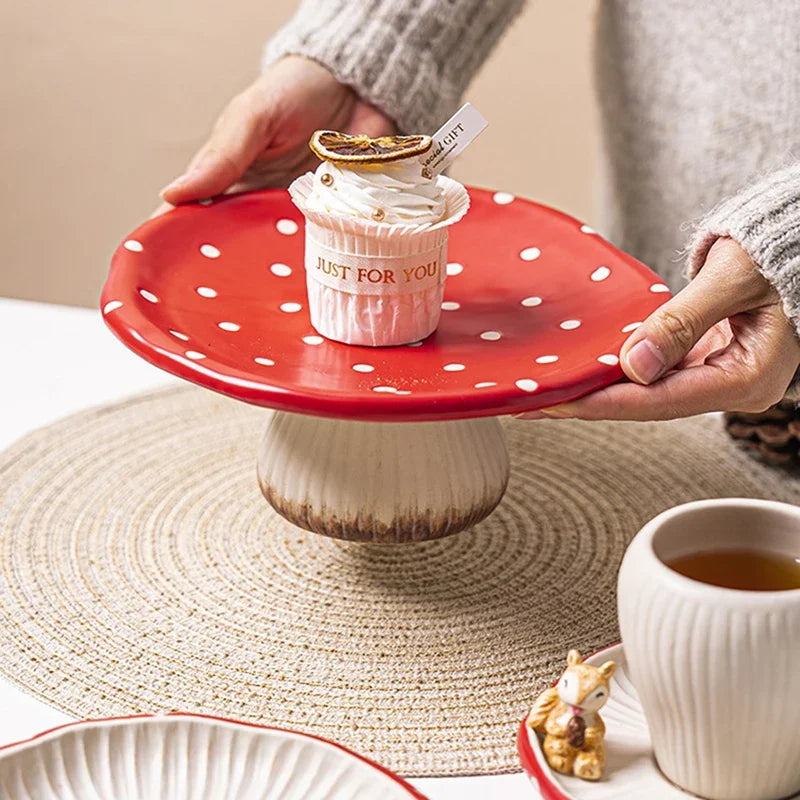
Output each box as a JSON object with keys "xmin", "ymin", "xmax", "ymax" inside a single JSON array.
[{"xmin": 288, "ymin": 174, "xmax": 469, "ymax": 345}]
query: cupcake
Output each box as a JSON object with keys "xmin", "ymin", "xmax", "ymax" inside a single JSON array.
[{"xmin": 288, "ymin": 131, "xmax": 470, "ymax": 346}]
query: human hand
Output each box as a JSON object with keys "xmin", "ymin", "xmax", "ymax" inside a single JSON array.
[
  {"xmin": 155, "ymin": 55, "xmax": 395, "ymax": 213},
  {"xmin": 517, "ymin": 238, "xmax": 800, "ymax": 421}
]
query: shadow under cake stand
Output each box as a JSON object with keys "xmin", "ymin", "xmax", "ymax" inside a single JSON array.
[{"xmin": 101, "ymin": 187, "xmax": 668, "ymax": 543}]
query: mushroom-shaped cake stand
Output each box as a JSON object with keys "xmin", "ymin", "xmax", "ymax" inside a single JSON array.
[{"xmin": 102, "ymin": 188, "xmax": 668, "ymax": 543}]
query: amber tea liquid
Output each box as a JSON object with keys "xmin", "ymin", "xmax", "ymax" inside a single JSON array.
[{"xmin": 667, "ymin": 549, "xmax": 800, "ymax": 591}]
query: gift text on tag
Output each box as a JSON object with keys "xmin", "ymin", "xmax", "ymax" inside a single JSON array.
[{"xmin": 420, "ymin": 103, "xmax": 488, "ymax": 178}]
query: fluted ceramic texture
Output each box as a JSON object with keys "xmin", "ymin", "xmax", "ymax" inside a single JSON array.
[
  {"xmin": 0, "ymin": 716, "xmax": 420, "ymax": 800},
  {"xmin": 618, "ymin": 501, "xmax": 800, "ymax": 800},
  {"xmin": 258, "ymin": 413, "xmax": 510, "ymax": 542}
]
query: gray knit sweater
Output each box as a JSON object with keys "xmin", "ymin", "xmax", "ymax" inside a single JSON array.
[{"xmin": 264, "ymin": 0, "xmax": 800, "ymax": 337}]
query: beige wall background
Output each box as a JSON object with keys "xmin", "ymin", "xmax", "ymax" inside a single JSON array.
[{"xmin": 0, "ymin": 0, "xmax": 598, "ymax": 308}]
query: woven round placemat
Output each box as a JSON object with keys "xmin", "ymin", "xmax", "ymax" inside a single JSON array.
[{"xmin": 1, "ymin": 386, "xmax": 798, "ymax": 777}]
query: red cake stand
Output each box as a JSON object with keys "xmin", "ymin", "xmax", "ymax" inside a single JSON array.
[{"xmin": 102, "ymin": 187, "xmax": 668, "ymax": 543}]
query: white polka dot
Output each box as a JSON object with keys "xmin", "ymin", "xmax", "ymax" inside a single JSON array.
[
  {"xmin": 622, "ymin": 321, "xmax": 642, "ymax": 333},
  {"xmin": 650, "ymin": 283, "xmax": 670, "ymax": 293},
  {"xmin": 277, "ymin": 219, "xmax": 299, "ymax": 235},
  {"xmin": 535, "ymin": 355, "xmax": 559, "ymax": 364},
  {"xmin": 492, "ymin": 192, "xmax": 515, "ymax": 205},
  {"xmin": 169, "ymin": 330, "xmax": 189, "ymax": 341},
  {"xmin": 598, "ymin": 354, "xmax": 620, "ymax": 365},
  {"xmin": 591, "ymin": 266, "xmax": 611, "ymax": 282},
  {"xmin": 270, "ymin": 263, "xmax": 292, "ymax": 277},
  {"xmin": 198, "ymin": 198, "xmax": 213, "ymax": 206},
  {"xmin": 123, "ymin": 239, "xmax": 143, "ymax": 252},
  {"xmin": 302, "ymin": 335, "xmax": 324, "ymax": 345},
  {"xmin": 580, "ymin": 224, "xmax": 596, "ymax": 234},
  {"xmin": 407, "ymin": 341, "xmax": 423, "ymax": 347},
  {"xmin": 515, "ymin": 379, "xmax": 539, "ymax": 393},
  {"xmin": 520, "ymin": 247, "xmax": 541, "ymax": 261},
  {"xmin": 352, "ymin": 364, "xmax": 375, "ymax": 373},
  {"xmin": 103, "ymin": 300, "xmax": 122, "ymax": 314},
  {"xmin": 254, "ymin": 357, "xmax": 275, "ymax": 366},
  {"xmin": 280, "ymin": 302, "xmax": 302, "ymax": 313},
  {"xmin": 480, "ymin": 331, "xmax": 502, "ymax": 341},
  {"xmin": 521, "ymin": 296, "xmax": 543, "ymax": 308},
  {"xmin": 443, "ymin": 363, "xmax": 465, "ymax": 372},
  {"xmin": 441, "ymin": 301, "xmax": 460, "ymax": 311},
  {"xmin": 373, "ymin": 386, "xmax": 398, "ymax": 393},
  {"xmin": 446, "ymin": 262, "xmax": 464, "ymax": 276},
  {"xmin": 200, "ymin": 244, "xmax": 220, "ymax": 259},
  {"xmin": 185, "ymin": 350, "xmax": 206, "ymax": 360},
  {"xmin": 475, "ymin": 381, "xmax": 497, "ymax": 389},
  {"xmin": 560, "ymin": 319, "xmax": 581, "ymax": 330},
  {"xmin": 138, "ymin": 289, "xmax": 158, "ymax": 303},
  {"xmin": 196, "ymin": 286, "xmax": 217, "ymax": 298},
  {"xmin": 218, "ymin": 321, "xmax": 240, "ymax": 332}
]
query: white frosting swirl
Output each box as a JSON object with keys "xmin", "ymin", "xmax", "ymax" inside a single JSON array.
[{"xmin": 305, "ymin": 157, "xmax": 446, "ymax": 225}]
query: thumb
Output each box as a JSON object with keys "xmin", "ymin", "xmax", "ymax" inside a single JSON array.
[
  {"xmin": 620, "ymin": 270, "xmax": 728, "ymax": 385},
  {"xmin": 160, "ymin": 94, "xmax": 268, "ymax": 205}
]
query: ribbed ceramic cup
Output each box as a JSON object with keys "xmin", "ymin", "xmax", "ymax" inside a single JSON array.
[{"xmin": 618, "ymin": 498, "xmax": 800, "ymax": 800}]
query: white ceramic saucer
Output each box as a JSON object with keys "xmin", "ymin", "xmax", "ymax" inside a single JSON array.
[
  {"xmin": 519, "ymin": 644, "xmax": 800, "ymax": 800},
  {"xmin": 0, "ymin": 712, "xmax": 427, "ymax": 799}
]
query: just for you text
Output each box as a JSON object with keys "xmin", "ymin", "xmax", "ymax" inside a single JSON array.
[{"xmin": 315, "ymin": 257, "xmax": 439, "ymax": 285}]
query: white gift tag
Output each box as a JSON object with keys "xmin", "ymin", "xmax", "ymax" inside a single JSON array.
[{"xmin": 420, "ymin": 103, "xmax": 489, "ymax": 178}]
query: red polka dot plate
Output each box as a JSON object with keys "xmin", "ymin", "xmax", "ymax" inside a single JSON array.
[{"xmin": 101, "ymin": 188, "xmax": 670, "ymax": 421}]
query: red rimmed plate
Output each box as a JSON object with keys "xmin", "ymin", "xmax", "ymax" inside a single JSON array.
[
  {"xmin": 101, "ymin": 188, "xmax": 669, "ymax": 421},
  {"xmin": 0, "ymin": 712, "xmax": 428, "ymax": 799}
]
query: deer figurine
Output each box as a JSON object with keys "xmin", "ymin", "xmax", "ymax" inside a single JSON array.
[{"xmin": 527, "ymin": 649, "xmax": 615, "ymax": 781}]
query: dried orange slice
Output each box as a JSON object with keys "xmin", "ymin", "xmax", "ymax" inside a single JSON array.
[{"xmin": 309, "ymin": 131, "xmax": 432, "ymax": 164}]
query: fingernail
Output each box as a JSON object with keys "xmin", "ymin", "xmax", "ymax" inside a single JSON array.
[
  {"xmin": 160, "ymin": 168, "xmax": 199, "ymax": 196},
  {"xmin": 160, "ymin": 176, "xmax": 187, "ymax": 195},
  {"xmin": 149, "ymin": 202, "xmax": 173, "ymax": 219},
  {"xmin": 539, "ymin": 403, "xmax": 577, "ymax": 419},
  {"xmin": 624, "ymin": 339, "xmax": 666, "ymax": 384}
]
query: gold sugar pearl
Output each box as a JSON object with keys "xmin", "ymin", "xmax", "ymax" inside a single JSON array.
[
  {"xmin": 372, "ymin": 208, "xmax": 386, "ymax": 222},
  {"xmin": 320, "ymin": 173, "xmax": 334, "ymax": 186},
  {"xmin": 421, "ymin": 167, "xmax": 432, "ymax": 179}
]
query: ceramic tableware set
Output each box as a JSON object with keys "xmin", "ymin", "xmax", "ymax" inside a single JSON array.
[{"xmin": 3, "ymin": 127, "xmax": 798, "ymax": 799}]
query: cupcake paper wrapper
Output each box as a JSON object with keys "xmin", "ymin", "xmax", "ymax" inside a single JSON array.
[{"xmin": 288, "ymin": 174, "xmax": 470, "ymax": 346}]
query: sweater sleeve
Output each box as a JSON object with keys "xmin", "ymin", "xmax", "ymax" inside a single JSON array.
[
  {"xmin": 262, "ymin": 0, "xmax": 525, "ymax": 134},
  {"xmin": 687, "ymin": 163, "xmax": 800, "ymax": 338}
]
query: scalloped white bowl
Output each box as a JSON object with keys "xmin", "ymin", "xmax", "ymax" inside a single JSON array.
[{"xmin": 0, "ymin": 713, "xmax": 427, "ymax": 799}]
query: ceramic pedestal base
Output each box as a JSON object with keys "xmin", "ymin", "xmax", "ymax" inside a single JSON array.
[{"xmin": 257, "ymin": 413, "xmax": 510, "ymax": 543}]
